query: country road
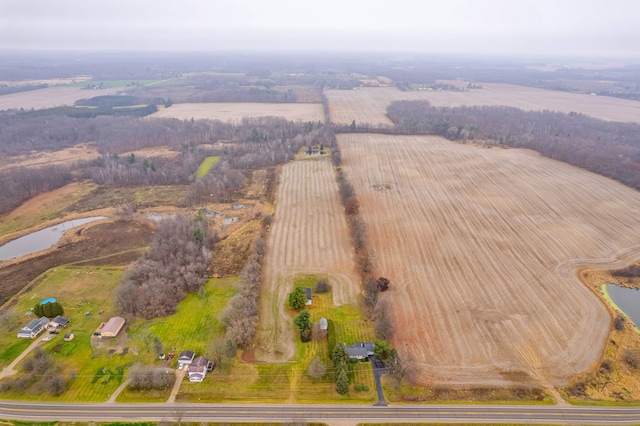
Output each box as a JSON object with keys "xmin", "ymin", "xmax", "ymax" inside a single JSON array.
[{"xmin": 1, "ymin": 401, "xmax": 640, "ymax": 424}]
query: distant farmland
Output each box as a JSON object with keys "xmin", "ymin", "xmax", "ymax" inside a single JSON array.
[
  {"xmin": 0, "ymin": 86, "xmax": 120, "ymax": 110},
  {"xmin": 338, "ymin": 133, "xmax": 640, "ymax": 387},
  {"xmin": 151, "ymin": 103, "xmax": 325, "ymax": 122},
  {"xmin": 324, "ymin": 84, "xmax": 640, "ymax": 126}
]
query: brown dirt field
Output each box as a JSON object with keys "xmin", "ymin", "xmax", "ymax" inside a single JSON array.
[
  {"xmin": 0, "ymin": 143, "xmax": 100, "ymax": 172},
  {"xmin": 254, "ymin": 158, "xmax": 360, "ymax": 362},
  {"xmin": 0, "ymin": 219, "xmax": 153, "ymax": 308},
  {"xmin": 150, "ymin": 102, "xmax": 325, "ymax": 122},
  {"xmin": 324, "ymin": 85, "xmax": 640, "ymax": 126},
  {"xmin": 0, "ymin": 144, "xmax": 180, "ymax": 173},
  {"xmin": 0, "ymin": 86, "xmax": 120, "ymax": 110},
  {"xmin": 338, "ymin": 133, "xmax": 640, "ymax": 388}
]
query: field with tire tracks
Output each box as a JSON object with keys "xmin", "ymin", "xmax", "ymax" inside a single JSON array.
[
  {"xmin": 338, "ymin": 133, "xmax": 640, "ymax": 387},
  {"xmin": 254, "ymin": 158, "xmax": 360, "ymax": 362}
]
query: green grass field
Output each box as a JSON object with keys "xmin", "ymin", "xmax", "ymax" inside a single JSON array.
[
  {"xmin": 195, "ymin": 156, "xmax": 220, "ymax": 178},
  {"xmin": 177, "ymin": 279, "xmax": 376, "ymax": 403}
]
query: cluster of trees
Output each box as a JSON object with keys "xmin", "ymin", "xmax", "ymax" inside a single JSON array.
[
  {"xmin": 219, "ymin": 216, "xmax": 269, "ymax": 347},
  {"xmin": 0, "ymin": 83, "xmax": 48, "ymax": 96},
  {"xmin": 117, "ymin": 214, "xmax": 213, "ymax": 318},
  {"xmin": 293, "ymin": 310, "xmax": 312, "ymax": 342},
  {"xmin": 387, "ymin": 100, "xmax": 640, "ymax": 192},
  {"xmin": 33, "ymin": 301, "xmax": 63, "ymax": 318},
  {"xmin": 0, "ymin": 348, "xmax": 66, "ymax": 396},
  {"xmin": 20, "ymin": 104, "xmax": 158, "ymax": 119},
  {"xmin": 0, "ymin": 165, "xmax": 72, "ymax": 215},
  {"xmin": 331, "ymin": 343, "xmax": 350, "ymax": 394},
  {"xmin": 611, "ymin": 264, "xmax": 640, "ymax": 278},
  {"xmin": 183, "ymin": 162, "xmax": 246, "ymax": 206},
  {"xmin": 288, "ymin": 287, "xmax": 308, "ymax": 311},
  {"xmin": 127, "ymin": 364, "xmax": 175, "ymax": 390}
]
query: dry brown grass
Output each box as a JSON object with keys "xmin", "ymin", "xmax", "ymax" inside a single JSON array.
[
  {"xmin": 338, "ymin": 133, "xmax": 640, "ymax": 387},
  {"xmin": 0, "ymin": 143, "xmax": 100, "ymax": 171},
  {"xmin": 151, "ymin": 102, "xmax": 325, "ymax": 122},
  {"xmin": 254, "ymin": 158, "xmax": 360, "ymax": 362},
  {"xmin": 0, "ymin": 86, "xmax": 119, "ymax": 110},
  {"xmin": 324, "ymin": 85, "xmax": 640, "ymax": 126}
]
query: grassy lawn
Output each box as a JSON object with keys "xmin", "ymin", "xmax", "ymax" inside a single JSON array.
[
  {"xmin": 177, "ymin": 278, "xmax": 376, "ymax": 403},
  {"xmin": 195, "ymin": 156, "xmax": 220, "ymax": 178}
]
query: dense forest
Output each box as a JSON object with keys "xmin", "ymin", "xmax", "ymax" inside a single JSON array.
[{"xmin": 386, "ymin": 100, "xmax": 640, "ymax": 190}]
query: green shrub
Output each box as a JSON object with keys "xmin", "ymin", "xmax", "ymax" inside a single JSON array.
[{"xmin": 354, "ymin": 383, "xmax": 369, "ymax": 391}]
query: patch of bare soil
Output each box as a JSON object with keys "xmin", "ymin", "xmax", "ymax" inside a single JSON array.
[
  {"xmin": 560, "ymin": 268, "xmax": 640, "ymax": 402},
  {"xmin": 0, "ymin": 219, "xmax": 154, "ymax": 307},
  {"xmin": 338, "ymin": 133, "xmax": 640, "ymax": 387}
]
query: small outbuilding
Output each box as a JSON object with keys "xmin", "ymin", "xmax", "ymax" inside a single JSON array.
[
  {"xmin": 64, "ymin": 333, "xmax": 75, "ymax": 341},
  {"xmin": 50, "ymin": 315, "xmax": 70, "ymax": 328},
  {"xmin": 304, "ymin": 287, "xmax": 312, "ymax": 305},
  {"xmin": 95, "ymin": 316, "xmax": 125, "ymax": 338},
  {"xmin": 318, "ymin": 317, "xmax": 328, "ymax": 331},
  {"xmin": 17, "ymin": 316, "xmax": 49, "ymax": 339}
]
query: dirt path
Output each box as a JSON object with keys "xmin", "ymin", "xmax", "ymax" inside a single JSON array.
[
  {"xmin": 105, "ymin": 379, "xmax": 130, "ymax": 404},
  {"xmin": 166, "ymin": 368, "xmax": 186, "ymax": 402},
  {"xmin": 339, "ymin": 134, "xmax": 640, "ymax": 387},
  {"xmin": 1, "ymin": 334, "xmax": 51, "ymax": 378}
]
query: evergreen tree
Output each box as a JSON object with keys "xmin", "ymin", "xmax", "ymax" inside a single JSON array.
[
  {"xmin": 288, "ymin": 287, "xmax": 307, "ymax": 311},
  {"xmin": 336, "ymin": 368, "xmax": 349, "ymax": 394}
]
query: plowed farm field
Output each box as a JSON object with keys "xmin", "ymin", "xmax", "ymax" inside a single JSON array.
[
  {"xmin": 255, "ymin": 158, "xmax": 360, "ymax": 362},
  {"xmin": 0, "ymin": 86, "xmax": 120, "ymax": 110},
  {"xmin": 339, "ymin": 133, "xmax": 640, "ymax": 387},
  {"xmin": 325, "ymin": 85, "xmax": 640, "ymax": 126},
  {"xmin": 151, "ymin": 103, "xmax": 324, "ymax": 122}
]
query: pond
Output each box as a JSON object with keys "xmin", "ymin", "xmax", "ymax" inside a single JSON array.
[
  {"xmin": 0, "ymin": 216, "xmax": 105, "ymax": 261},
  {"xmin": 606, "ymin": 284, "xmax": 640, "ymax": 329}
]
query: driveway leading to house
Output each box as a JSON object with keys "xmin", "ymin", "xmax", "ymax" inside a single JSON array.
[
  {"xmin": 370, "ymin": 357, "xmax": 387, "ymax": 405},
  {"xmin": 167, "ymin": 368, "xmax": 187, "ymax": 402},
  {"xmin": 1, "ymin": 333, "xmax": 53, "ymax": 378}
]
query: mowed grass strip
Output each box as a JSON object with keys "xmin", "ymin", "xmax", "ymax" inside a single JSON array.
[{"xmin": 195, "ymin": 156, "xmax": 220, "ymax": 178}]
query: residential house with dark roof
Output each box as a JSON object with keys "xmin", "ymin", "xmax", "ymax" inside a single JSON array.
[
  {"xmin": 17, "ymin": 316, "xmax": 49, "ymax": 338},
  {"xmin": 345, "ymin": 342, "xmax": 375, "ymax": 359},
  {"xmin": 188, "ymin": 355, "xmax": 214, "ymax": 382},
  {"xmin": 178, "ymin": 350, "xmax": 195, "ymax": 369}
]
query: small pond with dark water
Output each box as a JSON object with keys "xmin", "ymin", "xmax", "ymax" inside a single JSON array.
[
  {"xmin": 0, "ymin": 216, "xmax": 105, "ymax": 261},
  {"xmin": 606, "ymin": 284, "xmax": 640, "ymax": 329}
]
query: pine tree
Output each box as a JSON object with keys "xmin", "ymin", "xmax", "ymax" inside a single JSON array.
[{"xmin": 336, "ymin": 368, "xmax": 349, "ymax": 394}]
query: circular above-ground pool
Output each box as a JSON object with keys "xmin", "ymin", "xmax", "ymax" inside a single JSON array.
[{"xmin": 40, "ymin": 297, "xmax": 57, "ymax": 305}]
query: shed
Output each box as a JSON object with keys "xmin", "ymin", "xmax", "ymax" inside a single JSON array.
[
  {"xmin": 304, "ymin": 287, "xmax": 312, "ymax": 305},
  {"xmin": 99, "ymin": 316, "xmax": 125, "ymax": 337},
  {"xmin": 318, "ymin": 317, "xmax": 328, "ymax": 331},
  {"xmin": 64, "ymin": 333, "xmax": 75, "ymax": 341}
]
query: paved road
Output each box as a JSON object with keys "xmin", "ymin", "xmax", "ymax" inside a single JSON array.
[
  {"xmin": 370, "ymin": 356, "xmax": 387, "ymax": 405},
  {"xmin": 0, "ymin": 401, "xmax": 639, "ymax": 424}
]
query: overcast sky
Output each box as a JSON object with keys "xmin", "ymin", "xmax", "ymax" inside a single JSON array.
[{"xmin": 1, "ymin": 0, "xmax": 638, "ymax": 57}]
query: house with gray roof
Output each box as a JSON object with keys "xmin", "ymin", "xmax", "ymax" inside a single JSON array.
[
  {"xmin": 345, "ymin": 342, "xmax": 375, "ymax": 359},
  {"xmin": 17, "ymin": 316, "xmax": 49, "ymax": 338}
]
